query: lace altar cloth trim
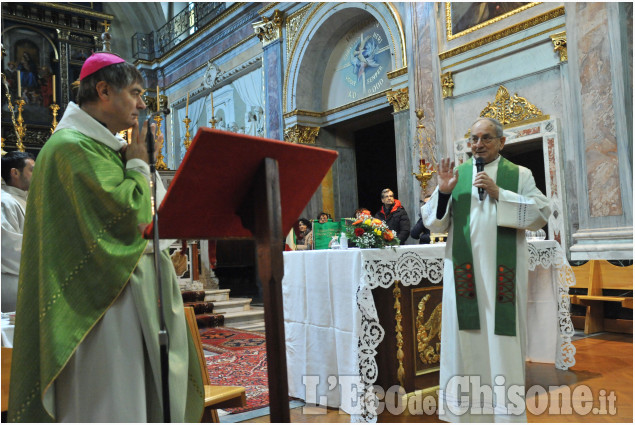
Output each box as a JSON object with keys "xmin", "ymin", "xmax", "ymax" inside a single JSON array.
[{"xmin": 353, "ymin": 242, "xmax": 576, "ymax": 422}]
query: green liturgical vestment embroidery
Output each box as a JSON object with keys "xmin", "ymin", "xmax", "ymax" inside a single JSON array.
[{"xmin": 451, "ymin": 156, "xmax": 519, "ymax": 336}]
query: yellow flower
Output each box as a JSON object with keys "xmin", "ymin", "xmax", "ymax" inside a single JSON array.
[
  {"xmin": 374, "ymin": 229, "xmax": 382, "ymax": 236},
  {"xmin": 364, "ymin": 219, "xmax": 371, "ymax": 226}
]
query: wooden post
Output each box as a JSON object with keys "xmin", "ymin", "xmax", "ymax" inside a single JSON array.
[{"xmin": 238, "ymin": 157, "xmax": 290, "ymax": 422}]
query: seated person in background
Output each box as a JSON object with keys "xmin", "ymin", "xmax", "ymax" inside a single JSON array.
[
  {"xmin": 411, "ymin": 197, "xmax": 431, "ymax": 244},
  {"xmin": 317, "ymin": 212, "xmax": 331, "ymax": 224},
  {"xmin": 354, "ymin": 208, "xmax": 371, "ymax": 219},
  {"xmin": 294, "ymin": 218, "xmax": 313, "ymax": 250},
  {"xmin": 375, "ymin": 188, "xmax": 410, "ymax": 245}
]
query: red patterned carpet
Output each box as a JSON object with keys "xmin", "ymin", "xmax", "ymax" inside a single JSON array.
[
  {"xmin": 202, "ymin": 327, "xmax": 271, "ymax": 414},
  {"xmin": 200, "ymin": 326, "xmax": 266, "ymax": 353}
]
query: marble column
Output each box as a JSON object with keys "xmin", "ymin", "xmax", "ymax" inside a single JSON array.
[
  {"xmin": 565, "ymin": 2, "xmax": 633, "ymax": 259},
  {"xmin": 393, "ymin": 108, "xmax": 414, "ymax": 240},
  {"xmin": 262, "ymin": 39, "xmax": 284, "ymax": 141},
  {"xmin": 411, "ymin": 2, "xmax": 442, "ymax": 205}
]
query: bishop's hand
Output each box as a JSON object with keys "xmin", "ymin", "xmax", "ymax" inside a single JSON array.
[
  {"xmin": 122, "ymin": 121, "xmax": 158, "ymax": 164},
  {"xmin": 438, "ymin": 157, "xmax": 458, "ymax": 194}
]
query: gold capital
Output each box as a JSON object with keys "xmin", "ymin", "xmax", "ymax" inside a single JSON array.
[
  {"xmin": 283, "ymin": 124, "xmax": 319, "ymax": 144},
  {"xmin": 441, "ymin": 72, "xmax": 454, "ymax": 98},
  {"xmin": 386, "ymin": 88, "xmax": 409, "ymax": 113},
  {"xmin": 253, "ymin": 10, "xmax": 284, "ymax": 47},
  {"xmin": 550, "ymin": 31, "xmax": 567, "ymax": 62}
]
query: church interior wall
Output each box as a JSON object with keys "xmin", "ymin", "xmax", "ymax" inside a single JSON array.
[
  {"xmin": 1, "ymin": 2, "xmax": 631, "ymax": 260},
  {"xmin": 425, "ymin": 2, "xmax": 632, "ymax": 259}
]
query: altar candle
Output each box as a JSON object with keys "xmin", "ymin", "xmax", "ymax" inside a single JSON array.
[
  {"xmin": 17, "ymin": 70, "xmax": 21, "ymax": 96},
  {"xmin": 52, "ymin": 75, "xmax": 56, "ymax": 103},
  {"xmin": 211, "ymin": 92, "xmax": 214, "ymax": 115},
  {"xmin": 185, "ymin": 91, "xmax": 189, "ymax": 116},
  {"xmin": 156, "ymin": 85, "xmax": 160, "ymax": 112}
]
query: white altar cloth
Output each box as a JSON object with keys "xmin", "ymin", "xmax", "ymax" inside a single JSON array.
[{"xmin": 282, "ymin": 241, "xmax": 576, "ymax": 422}]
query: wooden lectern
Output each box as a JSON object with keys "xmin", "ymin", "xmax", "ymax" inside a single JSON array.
[{"xmin": 145, "ymin": 128, "xmax": 338, "ymax": 422}]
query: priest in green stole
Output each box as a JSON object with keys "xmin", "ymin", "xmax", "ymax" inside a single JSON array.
[
  {"xmin": 8, "ymin": 53, "xmax": 203, "ymax": 422},
  {"xmin": 422, "ymin": 117, "xmax": 550, "ymax": 422}
]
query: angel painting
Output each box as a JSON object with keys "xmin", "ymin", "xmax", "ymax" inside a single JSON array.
[{"xmin": 350, "ymin": 34, "xmax": 379, "ymax": 82}]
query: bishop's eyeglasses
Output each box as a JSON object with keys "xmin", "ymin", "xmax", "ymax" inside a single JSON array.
[{"xmin": 471, "ymin": 134, "xmax": 500, "ymax": 145}]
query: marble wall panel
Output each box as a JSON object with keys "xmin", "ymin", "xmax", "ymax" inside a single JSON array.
[
  {"xmin": 448, "ymin": 68, "xmax": 562, "ymax": 143},
  {"xmin": 393, "ymin": 109, "xmax": 415, "ymax": 241},
  {"xmin": 163, "ymin": 23, "xmax": 255, "ymax": 88},
  {"xmin": 412, "ymin": 2, "xmax": 439, "ymax": 213},
  {"xmin": 334, "ymin": 146, "xmax": 358, "ymax": 218},
  {"xmin": 264, "ymin": 40, "xmax": 283, "ymax": 141},
  {"xmin": 575, "ymin": 3, "xmax": 622, "ymax": 217}
]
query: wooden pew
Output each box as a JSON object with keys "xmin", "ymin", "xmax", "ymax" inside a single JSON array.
[
  {"xmin": 569, "ymin": 260, "xmax": 633, "ymax": 334},
  {"xmin": 1, "ymin": 347, "xmax": 12, "ymax": 418},
  {"xmin": 184, "ymin": 307, "xmax": 246, "ymax": 422}
]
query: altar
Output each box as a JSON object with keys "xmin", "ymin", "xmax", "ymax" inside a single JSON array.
[{"xmin": 282, "ymin": 241, "xmax": 576, "ymax": 422}]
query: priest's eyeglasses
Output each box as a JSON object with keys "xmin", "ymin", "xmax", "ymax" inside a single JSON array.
[{"xmin": 471, "ymin": 134, "xmax": 500, "ymax": 145}]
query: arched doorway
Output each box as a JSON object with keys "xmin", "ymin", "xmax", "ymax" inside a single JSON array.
[{"xmin": 283, "ymin": 3, "xmax": 408, "ymax": 219}]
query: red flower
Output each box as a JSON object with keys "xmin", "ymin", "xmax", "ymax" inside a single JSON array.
[
  {"xmin": 355, "ymin": 228, "xmax": 365, "ymax": 236},
  {"xmin": 383, "ymin": 231, "xmax": 394, "ymax": 241}
]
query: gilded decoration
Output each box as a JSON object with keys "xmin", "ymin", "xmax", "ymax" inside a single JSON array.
[
  {"xmin": 393, "ymin": 281, "xmax": 405, "ymax": 388},
  {"xmin": 445, "ymin": 2, "xmax": 540, "ymax": 41},
  {"xmin": 416, "ymin": 293, "xmax": 442, "ymax": 365},
  {"xmin": 550, "ymin": 31, "xmax": 567, "ymax": 62},
  {"xmin": 476, "ymin": 85, "xmax": 544, "ymax": 129},
  {"xmin": 387, "ymin": 67, "xmax": 408, "ymax": 80},
  {"xmin": 441, "ymin": 71, "xmax": 454, "ymax": 98},
  {"xmin": 386, "ymin": 88, "xmax": 409, "ymax": 113},
  {"xmin": 440, "ymin": 7, "xmax": 565, "ymax": 61},
  {"xmin": 286, "ymin": 4, "xmax": 311, "ymax": 58},
  {"xmin": 283, "ymin": 125, "xmax": 319, "ymax": 144},
  {"xmin": 253, "ymin": 10, "xmax": 284, "ymax": 47}
]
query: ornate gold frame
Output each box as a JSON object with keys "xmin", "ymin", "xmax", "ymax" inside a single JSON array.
[
  {"xmin": 440, "ymin": 6, "xmax": 565, "ymax": 61},
  {"xmin": 445, "ymin": 2, "xmax": 540, "ymax": 41}
]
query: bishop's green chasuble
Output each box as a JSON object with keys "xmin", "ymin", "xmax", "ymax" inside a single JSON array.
[{"xmin": 8, "ymin": 129, "xmax": 203, "ymax": 422}]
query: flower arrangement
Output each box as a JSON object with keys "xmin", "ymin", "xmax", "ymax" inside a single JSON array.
[{"xmin": 345, "ymin": 213, "xmax": 399, "ymax": 249}]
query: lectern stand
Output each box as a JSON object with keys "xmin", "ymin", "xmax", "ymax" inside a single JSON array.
[{"xmin": 145, "ymin": 128, "xmax": 338, "ymax": 422}]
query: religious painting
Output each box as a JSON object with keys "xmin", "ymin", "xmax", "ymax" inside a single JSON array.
[
  {"xmin": 323, "ymin": 16, "xmax": 392, "ymax": 110},
  {"xmin": 70, "ymin": 45, "xmax": 92, "ymax": 63},
  {"xmin": 446, "ymin": 2, "xmax": 538, "ymax": 40},
  {"xmin": 1, "ymin": 26, "xmax": 59, "ymax": 125}
]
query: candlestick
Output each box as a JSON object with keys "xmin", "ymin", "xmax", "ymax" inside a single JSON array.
[
  {"xmin": 183, "ymin": 116, "xmax": 192, "ymax": 150},
  {"xmin": 17, "ymin": 70, "xmax": 21, "ymax": 96},
  {"xmin": 53, "ymin": 75, "xmax": 56, "ymax": 103},
  {"xmin": 209, "ymin": 93, "xmax": 218, "ymax": 128},
  {"xmin": 156, "ymin": 85, "xmax": 160, "ymax": 112},
  {"xmin": 185, "ymin": 91, "xmax": 189, "ymax": 116},
  {"xmin": 154, "ymin": 114, "xmax": 168, "ymax": 170},
  {"xmin": 50, "ymin": 103, "xmax": 60, "ymax": 134},
  {"xmin": 15, "ymin": 99, "xmax": 26, "ymax": 152}
]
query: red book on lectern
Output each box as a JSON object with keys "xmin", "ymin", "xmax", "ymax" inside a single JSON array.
[{"xmin": 144, "ymin": 127, "xmax": 338, "ymax": 239}]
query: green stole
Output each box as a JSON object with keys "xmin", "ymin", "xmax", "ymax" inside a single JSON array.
[{"xmin": 451, "ymin": 156, "xmax": 519, "ymax": 336}]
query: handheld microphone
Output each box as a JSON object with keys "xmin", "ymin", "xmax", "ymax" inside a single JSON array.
[
  {"xmin": 145, "ymin": 119, "xmax": 155, "ymax": 171},
  {"xmin": 475, "ymin": 157, "xmax": 485, "ymax": 201}
]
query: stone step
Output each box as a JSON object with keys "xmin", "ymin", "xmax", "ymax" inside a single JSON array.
[
  {"xmin": 212, "ymin": 298, "xmax": 253, "ymax": 314},
  {"xmin": 236, "ymin": 321, "xmax": 266, "ymax": 333},
  {"xmin": 204, "ymin": 289, "xmax": 231, "ymax": 302},
  {"xmin": 222, "ymin": 307, "xmax": 264, "ymax": 328}
]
